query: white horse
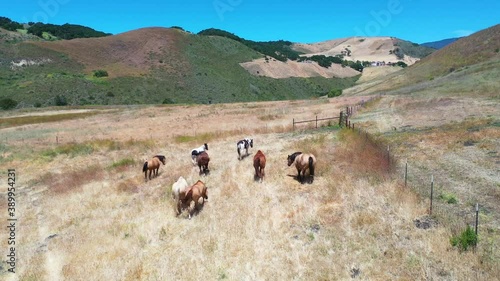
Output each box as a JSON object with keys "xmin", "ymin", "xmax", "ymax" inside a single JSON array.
[
  {"xmin": 171, "ymin": 176, "xmax": 189, "ymax": 215},
  {"xmin": 191, "ymin": 143, "xmax": 208, "ymax": 164},
  {"xmin": 237, "ymin": 138, "xmax": 253, "ymax": 160}
]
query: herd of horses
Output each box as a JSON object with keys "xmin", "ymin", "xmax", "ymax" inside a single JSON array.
[{"xmin": 142, "ymin": 138, "xmax": 316, "ymax": 218}]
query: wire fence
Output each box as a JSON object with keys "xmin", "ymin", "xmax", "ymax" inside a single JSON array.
[{"xmin": 292, "ymin": 97, "xmax": 482, "ymax": 246}]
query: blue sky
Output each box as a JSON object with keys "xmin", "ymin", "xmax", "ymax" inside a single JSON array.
[{"xmin": 3, "ymin": 0, "xmax": 499, "ymax": 43}]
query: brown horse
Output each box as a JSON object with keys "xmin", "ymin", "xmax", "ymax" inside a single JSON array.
[
  {"xmin": 142, "ymin": 155, "xmax": 166, "ymax": 181},
  {"xmin": 196, "ymin": 151, "xmax": 210, "ymax": 175},
  {"xmin": 287, "ymin": 152, "xmax": 316, "ymax": 184},
  {"xmin": 253, "ymin": 150, "xmax": 266, "ymax": 182},
  {"xmin": 181, "ymin": 180, "xmax": 208, "ymax": 219}
]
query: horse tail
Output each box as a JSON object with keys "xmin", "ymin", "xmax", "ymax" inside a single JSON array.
[
  {"xmin": 308, "ymin": 156, "xmax": 314, "ymax": 177},
  {"xmin": 255, "ymin": 157, "xmax": 261, "ymax": 177},
  {"xmin": 142, "ymin": 161, "xmax": 148, "ymax": 173}
]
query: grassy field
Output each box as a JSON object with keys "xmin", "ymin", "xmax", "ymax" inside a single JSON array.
[{"xmin": 0, "ymin": 93, "xmax": 498, "ymax": 280}]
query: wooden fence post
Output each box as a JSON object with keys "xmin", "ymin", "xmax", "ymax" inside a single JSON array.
[
  {"xmin": 339, "ymin": 111, "xmax": 343, "ymax": 127},
  {"xmin": 293, "ymin": 118, "xmax": 295, "ymax": 131},
  {"xmin": 430, "ymin": 175, "xmax": 434, "ymax": 215},
  {"xmin": 404, "ymin": 161, "xmax": 408, "ymax": 187},
  {"xmin": 315, "ymin": 115, "xmax": 318, "ymax": 128},
  {"xmin": 387, "ymin": 145, "xmax": 390, "ymax": 168},
  {"xmin": 475, "ymin": 203, "xmax": 479, "ymax": 244}
]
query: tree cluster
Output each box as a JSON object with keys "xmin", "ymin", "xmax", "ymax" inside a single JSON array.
[
  {"xmin": 198, "ymin": 28, "xmax": 300, "ymax": 62},
  {"xmin": 0, "ymin": 17, "xmax": 23, "ymax": 31},
  {"xmin": 27, "ymin": 23, "xmax": 110, "ymax": 40},
  {"xmin": 298, "ymin": 55, "xmax": 369, "ymax": 72}
]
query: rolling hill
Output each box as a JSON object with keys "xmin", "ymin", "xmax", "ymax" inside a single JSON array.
[
  {"xmin": 344, "ymin": 24, "xmax": 500, "ymax": 96},
  {"xmin": 292, "ymin": 37, "xmax": 433, "ymax": 65},
  {"xmin": 237, "ymin": 36, "xmax": 435, "ymax": 79},
  {"xmin": 0, "ymin": 27, "xmax": 359, "ymax": 108}
]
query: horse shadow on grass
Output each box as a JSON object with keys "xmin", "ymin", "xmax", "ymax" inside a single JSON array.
[
  {"xmin": 199, "ymin": 168, "xmax": 210, "ymax": 176},
  {"xmin": 287, "ymin": 174, "xmax": 314, "ymax": 184},
  {"xmin": 238, "ymin": 153, "xmax": 251, "ymax": 161},
  {"xmin": 253, "ymin": 174, "xmax": 263, "ymax": 182}
]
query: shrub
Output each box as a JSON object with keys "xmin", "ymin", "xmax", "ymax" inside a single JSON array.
[
  {"xmin": 93, "ymin": 69, "xmax": 109, "ymax": 78},
  {"xmin": 450, "ymin": 225, "xmax": 477, "ymax": 251},
  {"xmin": 328, "ymin": 89, "xmax": 342, "ymax": 98},
  {"xmin": 439, "ymin": 192, "xmax": 458, "ymax": 204},
  {"xmin": 110, "ymin": 158, "xmax": 136, "ymax": 169},
  {"xmin": 0, "ymin": 98, "xmax": 18, "ymax": 110},
  {"xmin": 394, "ymin": 61, "xmax": 408, "ymax": 68},
  {"xmin": 54, "ymin": 95, "xmax": 68, "ymax": 106},
  {"xmin": 162, "ymin": 98, "xmax": 175, "ymax": 104}
]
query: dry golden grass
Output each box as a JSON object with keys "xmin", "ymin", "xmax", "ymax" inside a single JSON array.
[{"xmin": 0, "ymin": 97, "xmax": 498, "ymax": 280}]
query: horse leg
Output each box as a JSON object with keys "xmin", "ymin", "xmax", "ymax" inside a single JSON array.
[{"xmin": 177, "ymin": 199, "xmax": 184, "ymax": 216}]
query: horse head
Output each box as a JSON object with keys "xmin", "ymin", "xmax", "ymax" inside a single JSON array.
[
  {"xmin": 287, "ymin": 152, "xmax": 302, "ymax": 166},
  {"xmin": 204, "ymin": 143, "xmax": 208, "ymax": 150},
  {"xmin": 156, "ymin": 155, "xmax": 166, "ymax": 165},
  {"xmin": 249, "ymin": 139, "xmax": 253, "ymax": 148}
]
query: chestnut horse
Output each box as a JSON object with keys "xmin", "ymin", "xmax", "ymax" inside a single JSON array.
[
  {"xmin": 142, "ymin": 155, "xmax": 166, "ymax": 181},
  {"xmin": 253, "ymin": 150, "xmax": 266, "ymax": 182},
  {"xmin": 181, "ymin": 180, "xmax": 208, "ymax": 219},
  {"xmin": 196, "ymin": 151, "xmax": 210, "ymax": 175},
  {"xmin": 287, "ymin": 152, "xmax": 316, "ymax": 184}
]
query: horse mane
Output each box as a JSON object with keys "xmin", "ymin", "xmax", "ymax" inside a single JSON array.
[
  {"xmin": 154, "ymin": 155, "xmax": 166, "ymax": 161},
  {"xmin": 289, "ymin": 152, "xmax": 302, "ymax": 161}
]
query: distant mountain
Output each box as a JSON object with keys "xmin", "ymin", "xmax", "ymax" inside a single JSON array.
[
  {"xmin": 344, "ymin": 24, "xmax": 500, "ymax": 95},
  {"xmin": 421, "ymin": 38, "xmax": 462, "ymax": 49}
]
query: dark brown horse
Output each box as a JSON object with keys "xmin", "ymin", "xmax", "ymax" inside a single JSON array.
[
  {"xmin": 287, "ymin": 152, "xmax": 316, "ymax": 184},
  {"xmin": 196, "ymin": 151, "xmax": 210, "ymax": 175},
  {"xmin": 253, "ymin": 150, "xmax": 266, "ymax": 182},
  {"xmin": 142, "ymin": 155, "xmax": 166, "ymax": 181}
]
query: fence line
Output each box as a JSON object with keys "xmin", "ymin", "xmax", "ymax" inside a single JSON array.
[
  {"xmin": 291, "ymin": 96, "xmax": 482, "ymax": 248},
  {"xmin": 345, "ymin": 107, "xmax": 481, "ymax": 248}
]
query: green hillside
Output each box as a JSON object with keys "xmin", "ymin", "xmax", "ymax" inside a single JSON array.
[{"xmin": 0, "ymin": 28, "xmax": 359, "ymax": 108}]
